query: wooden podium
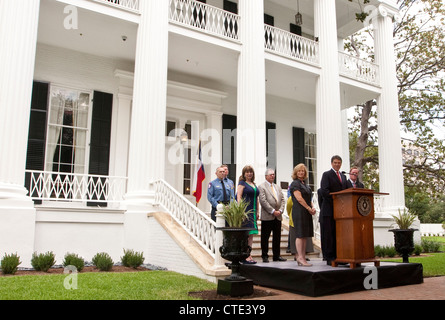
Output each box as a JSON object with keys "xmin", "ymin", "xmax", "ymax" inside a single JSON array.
[{"xmin": 331, "ymin": 188, "xmax": 387, "ymax": 269}]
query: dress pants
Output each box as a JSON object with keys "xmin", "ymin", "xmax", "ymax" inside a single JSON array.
[
  {"xmin": 261, "ymin": 218, "xmax": 282, "ymax": 259},
  {"xmin": 320, "ymin": 215, "xmax": 336, "ymax": 261}
]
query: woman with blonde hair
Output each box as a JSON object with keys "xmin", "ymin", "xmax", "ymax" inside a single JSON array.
[
  {"xmin": 290, "ymin": 164, "xmax": 316, "ymax": 266},
  {"xmin": 237, "ymin": 165, "xmax": 258, "ymax": 264}
]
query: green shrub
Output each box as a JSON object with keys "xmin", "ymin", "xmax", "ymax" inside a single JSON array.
[
  {"xmin": 414, "ymin": 244, "xmax": 423, "ymax": 256},
  {"xmin": 1, "ymin": 253, "xmax": 21, "ymax": 275},
  {"xmin": 121, "ymin": 249, "xmax": 145, "ymax": 269},
  {"xmin": 92, "ymin": 252, "xmax": 114, "ymax": 271},
  {"xmin": 374, "ymin": 245, "xmax": 397, "ymax": 257},
  {"xmin": 31, "ymin": 251, "xmax": 56, "ymax": 272},
  {"xmin": 385, "ymin": 246, "xmax": 397, "ymax": 257},
  {"xmin": 374, "ymin": 245, "xmax": 384, "ymax": 257},
  {"xmin": 63, "ymin": 253, "xmax": 85, "ymax": 272},
  {"xmin": 421, "ymin": 239, "xmax": 441, "ymax": 253}
]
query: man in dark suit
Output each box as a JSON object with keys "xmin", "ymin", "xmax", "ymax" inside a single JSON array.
[
  {"xmin": 319, "ymin": 155, "xmax": 348, "ymax": 265},
  {"xmin": 346, "ymin": 167, "xmax": 365, "ymax": 189}
]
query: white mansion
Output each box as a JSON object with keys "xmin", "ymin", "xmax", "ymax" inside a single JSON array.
[{"xmin": 0, "ymin": 0, "xmax": 409, "ymax": 280}]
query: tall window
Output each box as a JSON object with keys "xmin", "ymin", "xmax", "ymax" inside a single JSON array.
[
  {"xmin": 305, "ymin": 132, "xmax": 317, "ymax": 191},
  {"xmin": 183, "ymin": 123, "xmax": 192, "ymax": 195},
  {"xmin": 46, "ymin": 86, "xmax": 91, "ymax": 175}
]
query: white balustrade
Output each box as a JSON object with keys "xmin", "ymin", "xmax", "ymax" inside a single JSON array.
[
  {"xmin": 169, "ymin": 0, "xmax": 240, "ymax": 41},
  {"xmin": 93, "ymin": 0, "xmax": 140, "ymax": 12},
  {"xmin": 153, "ymin": 179, "xmax": 217, "ymax": 258},
  {"xmin": 338, "ymin": 52, "xmax": 380, "ymax": 85},
  {"xmin": 264, "ymin": 25, "xmax": 320, "ymax": 65},
  {"xmin": 25, "ymin": 171, "xmax": 127, "ymax": 204}
]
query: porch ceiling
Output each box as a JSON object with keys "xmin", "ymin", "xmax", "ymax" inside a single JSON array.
[{"xmin": 38, "ymin": 0, "xmax": 138, "ymax": 63}]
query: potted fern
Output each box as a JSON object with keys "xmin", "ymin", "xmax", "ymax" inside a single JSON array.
[
  {"xmin": 389, "ymin": 208, "xmax": 418, "ymax": 263},
  {"xmin": 217, "ymin": 199, "xmax": 253, "ymax": 282}
]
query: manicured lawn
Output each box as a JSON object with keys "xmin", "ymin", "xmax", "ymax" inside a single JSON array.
[
  {"xmin": 383, "ymin": 253, "xmax": 445, "ymax": 277},
  {"xmin": 383, "ymin": 237, "xmax": 445, "ymax": 277},
  {"xmin": 0, "ymin": 271, "xmax": 216, "ymax": 300}
]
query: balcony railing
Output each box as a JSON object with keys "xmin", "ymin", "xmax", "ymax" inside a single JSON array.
[
  {"xmin": 93, "ymin": 0, "xmax": 140, "ymax": 13},
  {"xmin": 25, "ymin": 171, "xmax": 127, "ymax": 205},
  {"xmin": 169, "ymin": 0, "xmax": 240, "ymax": 41},
  {"xmin": 265, "ymin": 25, "xmax": 320, "ymax": 65},
  {"xmin": 338, "ymin": 52, "xmax": 380, "ymax": 85}
]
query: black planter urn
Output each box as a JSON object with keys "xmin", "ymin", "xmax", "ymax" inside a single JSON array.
[
  {"xmin": 389, "ymin": 229, "xmax": 417, "ymax": 263},
  {"xmin": 219, "ymin": 227, "xmax": 252, "ymax": 281}
]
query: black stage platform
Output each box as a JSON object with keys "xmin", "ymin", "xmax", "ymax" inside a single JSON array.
[{"xmin": 240, "ymin": 260, "xmax": 423, "ymax": 297}]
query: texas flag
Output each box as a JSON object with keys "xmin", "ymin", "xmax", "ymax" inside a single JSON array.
[{"xmin": 192, "ymin": 141, "xmax": 205, "ymax": 204}]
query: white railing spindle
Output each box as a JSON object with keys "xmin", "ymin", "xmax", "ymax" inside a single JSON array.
[
  {"xmin": 264, "ymin": 25, "xmax": 320, "ymax": 65},
  {"xmin": 169, "ymin": 0, "xmax": 240, "ymax": 41},
  {"xmin": 26, "ymin": 171, "xmax": 127, "ymax": 204},
  {"xmin": 153, "ymin": 179, "xmax": 217, "ymax": 259},
  {"xmin": 338, "ymin": 52, "xmax": 380, "ymax": 85}
]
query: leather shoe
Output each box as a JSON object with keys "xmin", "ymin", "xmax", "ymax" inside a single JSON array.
[
  {"xmin": 273, "ymin": 256, "xmax": 287, "ymax": 262},
  {"xmin": 262, "ymin": 257, "xmax": 269, "ymax": 263}
]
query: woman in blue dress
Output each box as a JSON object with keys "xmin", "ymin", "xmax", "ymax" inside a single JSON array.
[{"xmin": 237, "ymin": 165, "xmax": 258, "ymax": 264}]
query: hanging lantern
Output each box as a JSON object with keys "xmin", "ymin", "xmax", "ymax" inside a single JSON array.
[{"xmin": 295, "ymin": 0, "xmax": 303, "ymax": 26}]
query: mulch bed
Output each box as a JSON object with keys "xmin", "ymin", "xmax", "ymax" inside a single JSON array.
[{"xmin": 0, "ymin": 265, "xmax": 150, "ymax": 277}]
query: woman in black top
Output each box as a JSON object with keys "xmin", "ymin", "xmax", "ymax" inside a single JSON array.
[{"xmin": 289, "ymin": 164, "xmax": 316, "ymax": 266}]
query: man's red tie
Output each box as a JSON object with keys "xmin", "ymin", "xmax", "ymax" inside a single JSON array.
[{"xmin": 337, "ymin": 171, "xmax": 342, "ymax": 182}]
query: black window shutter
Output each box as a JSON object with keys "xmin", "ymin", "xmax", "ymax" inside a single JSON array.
[
  {"xmin": 222, "ymin": 114, "xmax": 237, "ymax": 184},
  {"xmin": 290, "ymin": 23, "xmax": 302, "ymax": 36},
  {"xmin": 88, "ymin": 91, "xmax": 113, "ymax": 206},
  {"xmin": 25, "ymin": 81, "xmax": 49, "ymax": 203},
  {"xmin": 264, "ymin": 14, "xmax": 274, "ymax": 26},
  {"xmin": 266, "ymin": 121, "xmax": 277, "ymax": 182},
  {"xmin": 223, "ymin": 0, "xmax": 238, "ymax": 14},
  {"xmin": 293, "ymin": 127, "xmax": 305, "ymax": 167}
]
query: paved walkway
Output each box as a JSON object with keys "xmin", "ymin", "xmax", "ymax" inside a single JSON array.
[{"xmin": 250, "ymin": 276, "xmax": 445, "ymax": 300}]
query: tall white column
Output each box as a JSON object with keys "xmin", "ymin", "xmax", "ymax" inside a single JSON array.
[
  {"xmin": 373, "ymin": 4, "xmax": 405, "ymax": 211},
  {"xmin": 236, "ymin": 0, "xmax": 267, "ymax": 181},
  {"xmin": 314, "ymin": 0, "xmax": 344, "ymax": 181},
  {"xmin": 0, "ymin": 0, "xmax": 40, "ymax": 198},
  {"xmin": 0, "ymin": 0, "xmax": 40, "ymax": 267},
  {"xmin": 125, "ymin": 0, "xmax": 169, "ymax": 204},
  {"xmin": 123, "ymin": 1, "xmax": 169, "ymax": 255}
]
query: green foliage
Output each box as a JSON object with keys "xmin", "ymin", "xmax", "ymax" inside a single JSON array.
[
  {"xmin": 390, "ymin": 208, "xmax": 417, "ymax": 229},
  {"xmin": 92, "ymin": 252, "xmax": 114, "ymax": 271},
  {"xmin": 347, "ymin": 0, "xmax": 445, "ymax": 201},
  {"xmin": 63, "ymin": 253, "xmax": 85, "ymax": 272},
  {"xmin": 31, "ymin": 251, "xmax": 56, "ymax": 272},
  {"xmin": 347, "ymin": 0, "xmax": 371, "ymax": 22},
  {"xmin": 219, "ymin": 198, "xmax": 252, "ymax": 228},
  {"xmin": 1, "ymin": 253, "xmax": 21, "ymax": 275},
  {"xmin": 414, "ymin": 244, "xmax": 423, "ymax": 256},
  {"xmin": 421, "ymin": 239, "xmax": 442, "ymax": 253},
  {"xmin": 374, "ymin": 245, "xmax": 397, "ymax": 258},
  {"xmin": 121, "ymin": 249, "xmax": 145, "ymax": 269}
]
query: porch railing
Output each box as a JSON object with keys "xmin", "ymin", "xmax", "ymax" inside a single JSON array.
[
  {"xmin": 25, "ymin": 171, "xmax": 127, "ymax": 204},
  {"xmin": 93, "ymin": 0, "xmax": 140, "ymax": 13},
  {"xmin": 169, "ymin": 0, "xmax": 240, "ymax": 41},
  {"xmin": 265, "ymin": 25, "xmax": 320, "ymax": 65},
  {"xmin": 338, "ymin": 52, "xmax": 380, "ymax": 85},
  {"xmin": 153, "ymin": 179, "xmax": 217, "ymax": 258}
]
